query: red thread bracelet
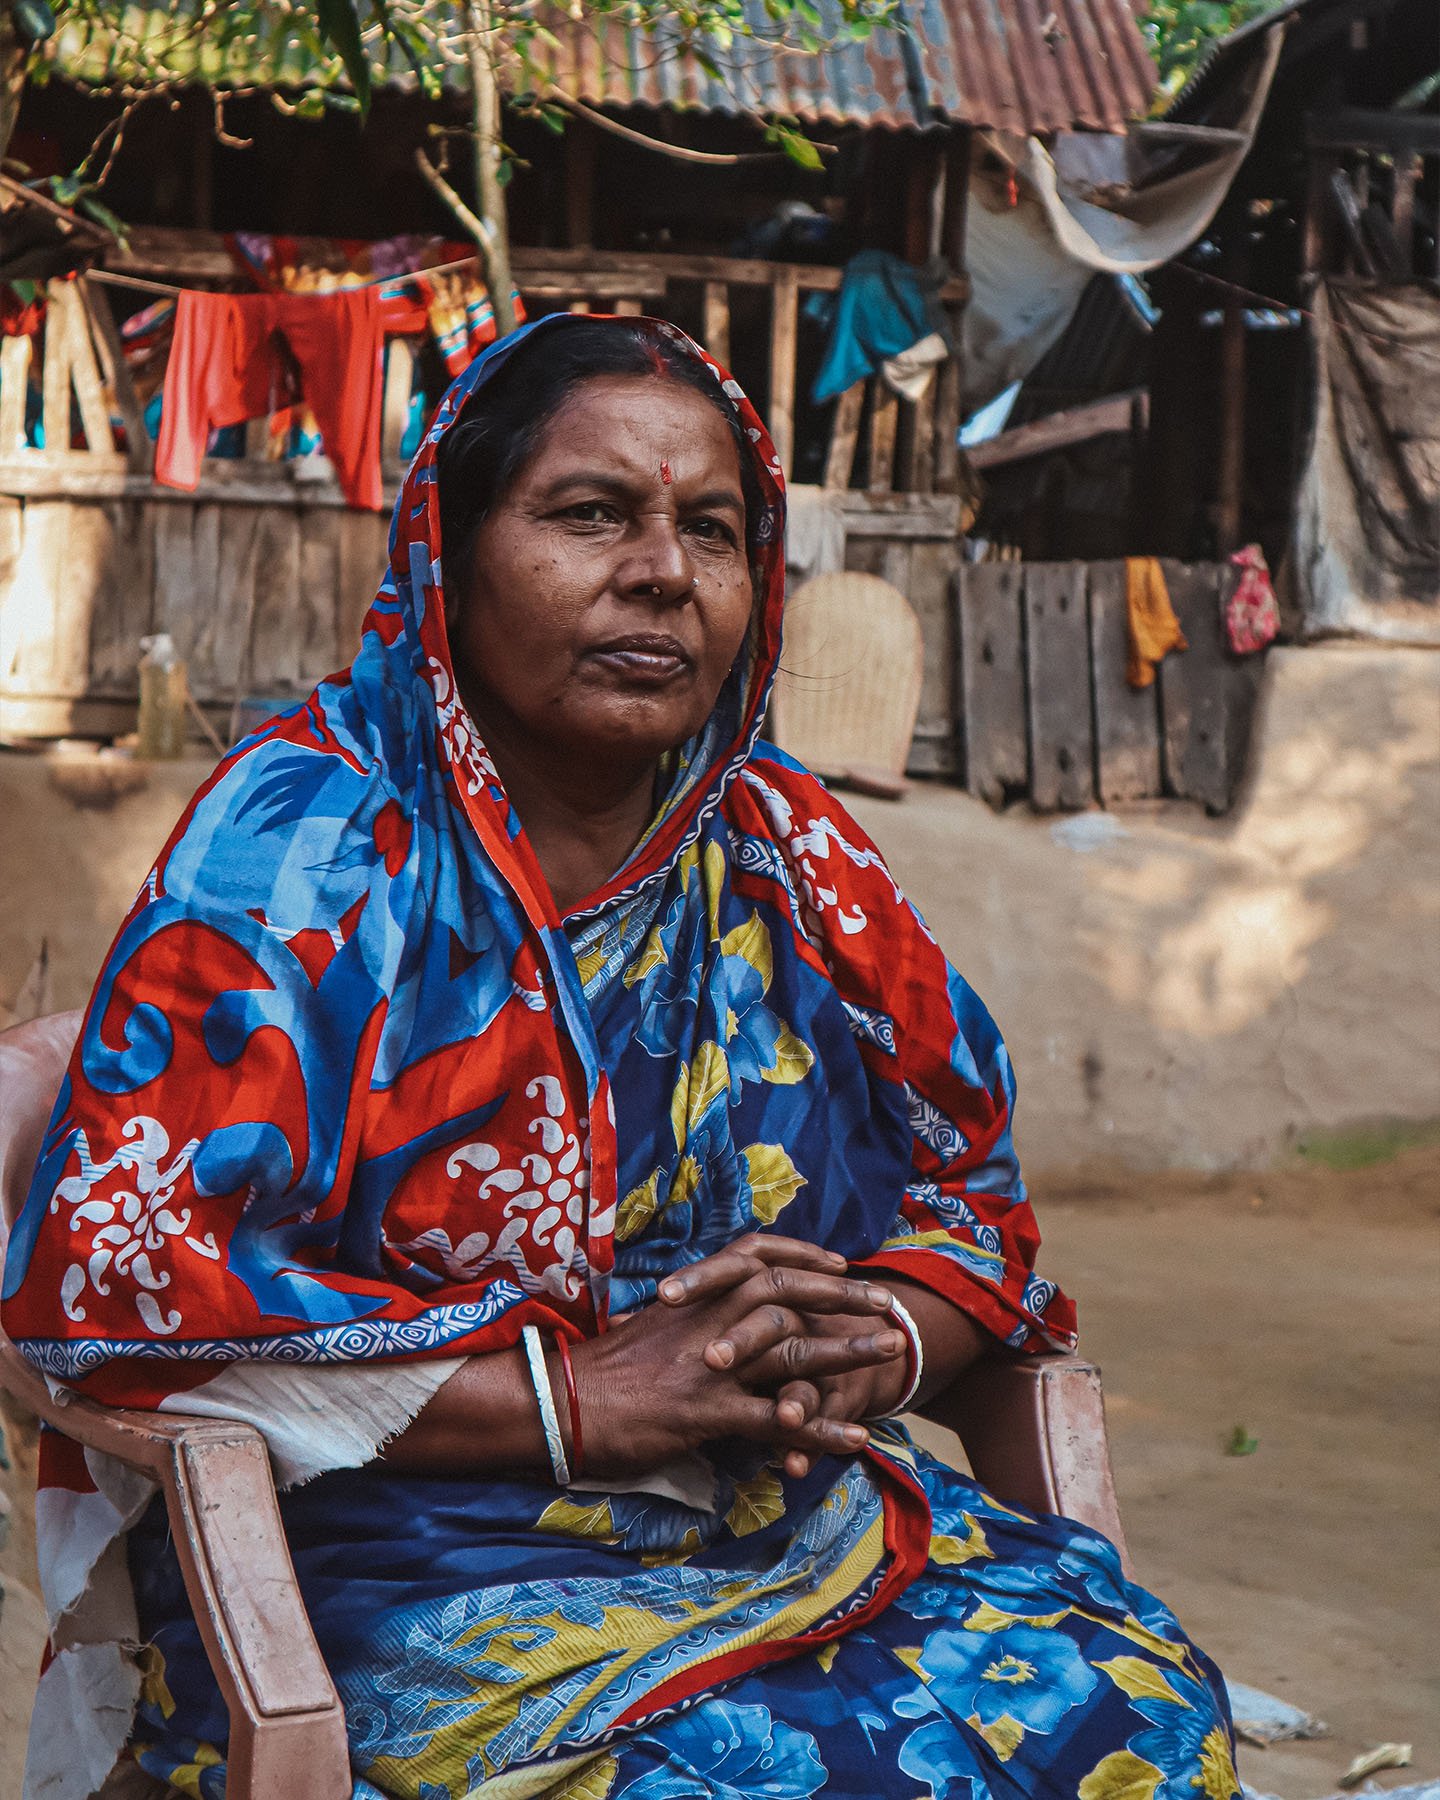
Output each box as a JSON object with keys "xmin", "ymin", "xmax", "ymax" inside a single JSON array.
[{"xmin": 552, "ymin": 1332, "xmax": 585, "ymax": 1477}]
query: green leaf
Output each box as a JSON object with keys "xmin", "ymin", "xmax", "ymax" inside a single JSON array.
[
  {"xmin": 316, "ymin": 0, "xmax": 372, "ymax": 114},
  {"xmin": 1224, "ymin": 1424, "xmax": 1260, "ymax": 1457}
]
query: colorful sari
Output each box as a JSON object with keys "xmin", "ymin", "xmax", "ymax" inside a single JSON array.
[{"xmin": 3, "ymin": 316, "xmax": 1237, "ymax": 1800}]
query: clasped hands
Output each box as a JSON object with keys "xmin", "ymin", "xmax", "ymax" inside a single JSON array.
[{"xmin": 569, "ymin": 1233, "xmax": 910, "ymax": 1481}]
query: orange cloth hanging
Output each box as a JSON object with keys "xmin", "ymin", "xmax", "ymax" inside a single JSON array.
[
  {"xmin": 1124, "ymin": 556, "xmax": 1187, "ymax": 688},
  {"xmin": 155, "ymin": 288, "xmax": 384, "ymax": 509}
]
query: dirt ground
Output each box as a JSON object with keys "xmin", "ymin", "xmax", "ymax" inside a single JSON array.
[{"xmin": 0, "ymin": 1146, "xmax": 1434, "ymax": 1798}]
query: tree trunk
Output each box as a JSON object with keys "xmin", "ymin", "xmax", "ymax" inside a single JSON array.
[
  {"xmin": 464, "ymin": 0, "xmax": 517, "ymax": 339},
  {"xmin": 0, "ymin": 5, "xmax": 30, "ymax": 170}
]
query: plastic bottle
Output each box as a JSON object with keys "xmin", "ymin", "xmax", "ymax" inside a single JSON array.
[{"xmin": 136, "ymin": 633, "xmax": 188, "ymax": 760}]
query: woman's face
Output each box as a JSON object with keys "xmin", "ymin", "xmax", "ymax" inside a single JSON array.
[{"xmin": 451, "ymin": 373, "xmax": 755, "ymax": 779}]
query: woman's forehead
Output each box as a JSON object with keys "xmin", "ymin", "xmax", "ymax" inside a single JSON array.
[{"xmin": 519, "ymin": 375, "xmax": 745, "ymax": 488}]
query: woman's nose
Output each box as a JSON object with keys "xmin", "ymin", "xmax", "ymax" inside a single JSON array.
[{"xmin": 621, "ymin": 521, "xmax": 695, "ymax": 603}]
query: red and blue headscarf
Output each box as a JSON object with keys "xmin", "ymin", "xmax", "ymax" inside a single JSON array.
[{"xmin": 2, "ymin": 315, "xmax": 1074, "ymax": 1416}]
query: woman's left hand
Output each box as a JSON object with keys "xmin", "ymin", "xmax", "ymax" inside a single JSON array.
[
  {"xmin": 662, "ymin": 1248, "xmax": 994, "ymax": 1480},
  {"xmin": 755, "ymin": 1312, "xmax": 908, "ymax": 1478}
]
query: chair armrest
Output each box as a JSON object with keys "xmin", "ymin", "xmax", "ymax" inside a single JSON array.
[
  {"xmin": 920, "ymin": 1352, "xmax": 1133, "ymax": 1577},
  {"xmin": 0, "ymin": 1336, "xmax": 351, "ymax": 1798}
]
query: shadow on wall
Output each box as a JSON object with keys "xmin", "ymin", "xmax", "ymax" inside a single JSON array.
[
  {"xmin": 849, "ymin": 645, "xmax": 1440, "ymax": 1171},
  {"xmin": 1089, "ymin": 650, "xmax": 1436, "ymax": 1039}
]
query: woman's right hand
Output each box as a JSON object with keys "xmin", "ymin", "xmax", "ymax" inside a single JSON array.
[{"xmin": 572, "ymin": 1235, "xmax": 902, "ymax": 1478}]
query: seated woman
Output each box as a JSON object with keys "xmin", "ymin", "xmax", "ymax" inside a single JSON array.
[{"xmin": 4, "ymin": 317, "xmax": 1238, "ymax": 1800}]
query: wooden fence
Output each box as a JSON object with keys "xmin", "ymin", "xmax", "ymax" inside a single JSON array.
[
  {"xmin": 0, "ymin": 488, "xmax": 387, "ymax": 740},
  {"xmin": 954, "ymin": 558, "xmax": 1262, "ymax": 812},
  {"xmin": 0, "ymin": 476, "xmax": 1261, "ymax": 812}
]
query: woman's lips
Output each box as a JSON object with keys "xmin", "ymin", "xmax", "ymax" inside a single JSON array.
[{"xmin": 585, "ymin": 636, "xmax": 693, "ymax": 683}]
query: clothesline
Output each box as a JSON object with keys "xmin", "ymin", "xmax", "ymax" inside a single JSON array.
[
  {"xmin": 84, "ymin": 251, "xmax": 487, "ymax": 301},
  {"xmin": 1171, "ymin": 261, "xmax": 1440, "ymax": 368}
]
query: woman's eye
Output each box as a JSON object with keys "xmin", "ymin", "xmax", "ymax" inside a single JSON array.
[
  {"xmin": 684, "ymin": 517, "xmax": 738, "ymax": 546},
  {"xmin": 562, "ymin": 502, "xmax": 618, "ymax": 525}
]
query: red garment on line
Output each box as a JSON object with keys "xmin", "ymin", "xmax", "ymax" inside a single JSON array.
[{"xmin": 155, "ymin": 288, "xmax": 384, "ymax": 509}]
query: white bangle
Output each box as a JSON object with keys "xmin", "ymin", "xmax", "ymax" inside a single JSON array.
[
  {"xmin": 868, "ymin": 1295, "xmax": 925, "ymax": 1420},
  {"xmin": 522, "ymin": 1324, "xmax": 571, "ymax": 1487}
]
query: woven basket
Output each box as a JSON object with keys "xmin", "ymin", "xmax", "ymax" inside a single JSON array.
[{"xmin": 770, "ymin": 571, "xmax": 923, "ymax": 796}]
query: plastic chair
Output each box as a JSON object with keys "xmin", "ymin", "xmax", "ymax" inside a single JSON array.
[{"xmin": 0, "ymin": 1011, "xmax": 1129, "ymax": 1796}]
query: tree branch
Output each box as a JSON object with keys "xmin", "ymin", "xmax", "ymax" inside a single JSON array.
[
  {"xmin": 413, "ymin": 146, "xmax": 496, "ymax": 256},
  {"xmin": 545, "ymin": 91, "xmax": 836, "ymax": 166}
]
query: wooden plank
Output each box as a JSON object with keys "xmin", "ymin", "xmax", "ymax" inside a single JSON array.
[
  {"xmin": 703, "ymin": 281, "xmax": 731, "ymax": 367},
  {"xmin": 907, "ymin": 534, "xmax": 960, "ymax": 776},
  {"xmin": 380, "ymin": 339, "xmax": 414, "ymax": 463},
  {"xmin": 88, "ymin": 500, "xmax": 156, "ymax": 693},
  {"xmin": 338, "ymin": 508, "xmax": 388, "ymax": 647},
  {"xmin": 867, "ymin": 382, "xmax": 899, "ymax": 494},
  {"xmin": 0, "ymin": 335, "xmax": 32, "ymax": 458},
  {"xmin": 901, "ymin": 377, "xmax": 936, "ymax": 495},
  {"xmin": 768, "ymin": 268, "xmax": 799, "ymax": 480},
  {"xmin": 187, "ymin": 505, "xmax": 263, "ymax": 703},
  {"xmin": 78, "ymin": 279, "xmax": 152, "ymax": 472},
  {"xmin": 51, "ymin": 500, "xmax": 116, "ymax": 696},
  {"xmin": 966, "ymin": 391, "xmax": 1147, "ymax": 470},
  {"xmin": 41, "ymin": 284, "xmax": 73, "ymax": 455},
  {"xmin": 932, "ymin": 355, "xmax": 963, "ymax": 495},
  {"xmin": 109, "ymin": 229, "xmax": 972, "ymax": 303},
  {"xmin": 1087, "ymin": 559, "xmax": 1161, "ymax": 802},
  {"xmin": 298, "ymin": 507, "xmax": 344, "ymax": 678},
  {"xmin": 955, "ymin": 562, "xmax": 1027, "ymax": 805},
  {"xmin": 1158, "ymin": 561, "xmax": 1228, "ymax": 811},
  {"xmin": 842, "ymin": 534, "xmax": 886, "ymax": 580},
  {"xmin": 2, "ymin": 501, "xmax": 68, "ymax": 693},
  {"xmin": 56, "ymin": 283, "xmax": 115, "ymax": 457},
  {"xmin": 247, "ymin": 507, "xmax": 304, "ymax": 692},
  {"xmin": 0, "ymin": 693, "xmax": 141, "ymax": 739},
  {"xmin": 822, "ymin": 382, "xmax": 864, "ymax": 491},
  {"xmin": 0, "ymin": 496, "xmax": 23, "ymax": 689},
  {"xmin": 1023, "ymin": 561, "xmax": 1095, "ymax": 811},
  {"xmin": 835, "ymin": 492, "xmax": 960, "ymax": 535},
  {"xmin": 152, "ymin": 500, "xmax": 197, "ymax": 667},
  {"xmin": 1391, "ymin": 152, "xmax": 1419, "ymax": 266},
  {"xmin": 934, "ymin": 127, "xmax": 970, "ymax": 497}
]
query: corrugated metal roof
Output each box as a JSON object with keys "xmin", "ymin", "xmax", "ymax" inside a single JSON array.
[
  {"xmin": 525, "ymin": 0, "xmax": 1158, "ymax": 135},
  {"xmin": 48, "ymin": 0, "xmax": 1157, "ymax": 138}
]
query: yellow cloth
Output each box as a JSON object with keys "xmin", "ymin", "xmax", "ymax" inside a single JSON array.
[{"xmin": 1125, "ymin": 556, "xmax": 1187, "ymax": 688}]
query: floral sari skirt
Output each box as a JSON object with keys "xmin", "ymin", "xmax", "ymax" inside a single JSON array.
[{"xmin": 127, "ymin": 1434, "xmax": 1237, "ymax": 1800}]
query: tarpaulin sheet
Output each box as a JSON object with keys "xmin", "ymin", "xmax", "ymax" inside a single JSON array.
[{"xmin": 1294, "ymin": 281, "xmax": 1440, "ymax": 643}]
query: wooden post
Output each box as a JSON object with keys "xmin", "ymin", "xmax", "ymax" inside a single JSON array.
[
  {"xmin": 381, "ymin": 338, "xmax": 415, "ymax": 462},
  {"xmin": 0, "ymin": 333, "xmax": 31, "ymax": 457},
  {"xmin": 53, "ymin": 282, "xmax": 115, "ymax": 456},
  {"xmin": 1215, "ymin": 241, "xmax": 1246, "ymax": 556},
  {"xmin": 769, "ymin": 268, "xmax": 799, "ymax": 480},
  {"xmin": 703, "ymin": 281, "xmax": 731, "ymax": 367},
  {"xmin": 564, "ymin": 118, "xmax": 596, "ymax": 250},
  {"xmin": 823, "ymin": 382, "xmax": 864, "ymax": 491},
  {"xmin": 1391, "ymin": 151, "xmax": 1419, "ymax": 275},
  {"xmin": 933, "ymin": 128, "xmax": 971, "ymax": 496},
  {"xmin": 868, "ymin": 382, "xmax": 899, "ymax": 493},
  {"xmin": 41, "ymin": 281, "xmax": 73, "ymax": 454},
  {"xmin": 79, "ymin": 279, "xmax": 152, "ymax": 471}
]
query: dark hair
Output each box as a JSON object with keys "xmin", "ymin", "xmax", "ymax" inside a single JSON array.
[{"xmin": 436, "ymin": 318, "xmax": 765, "ymax": 595}]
